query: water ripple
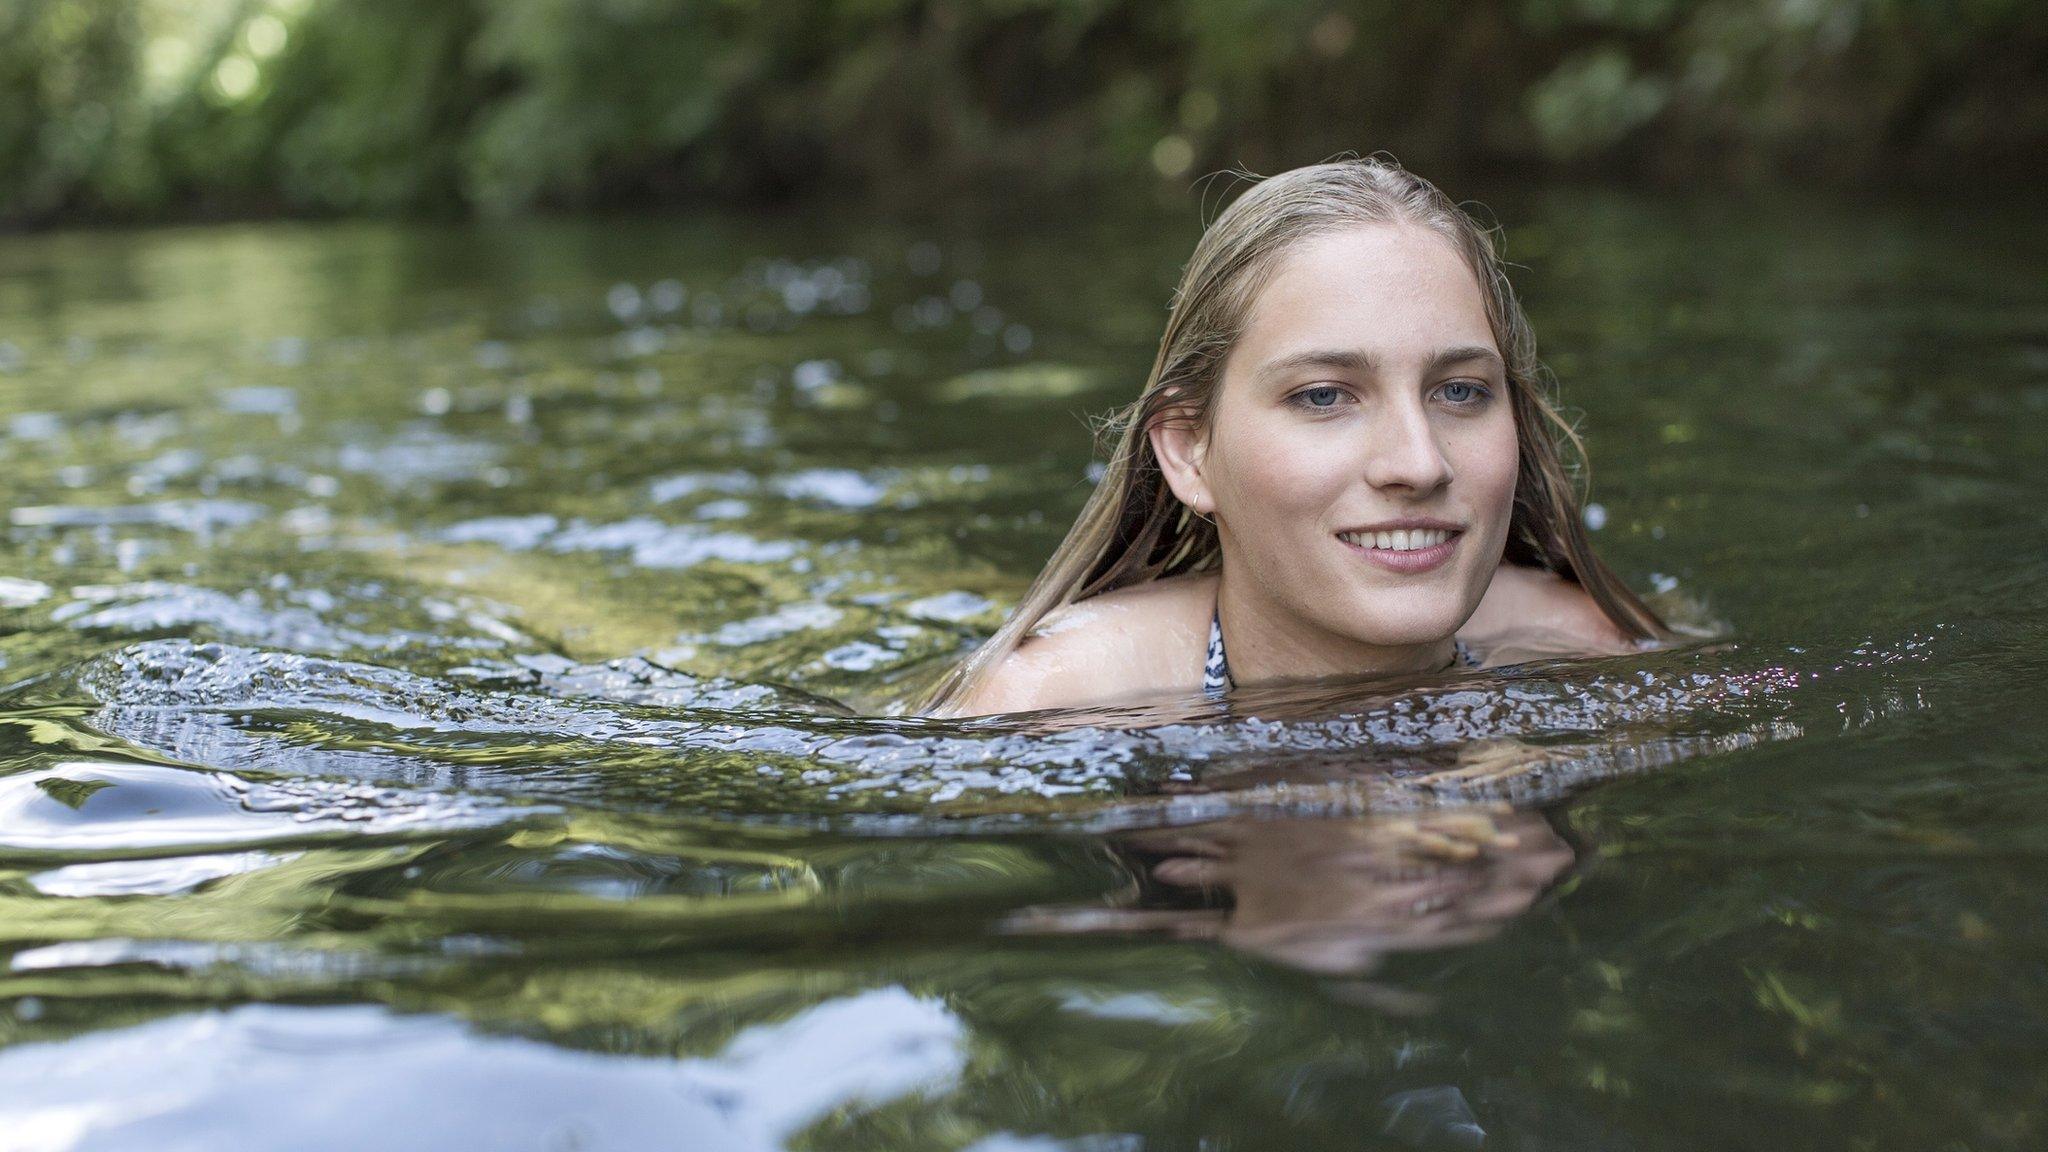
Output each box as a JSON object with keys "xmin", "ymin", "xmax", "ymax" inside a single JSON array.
[
  {"xmin": 0, "ymin": 989, "xmax": 964, "ymax": 1152},
  {"xmin": 0, "ymin": 760, "xmax": 537, "ymax": 859},
  {"xmin": 21, "ymin": 632, "xmax": 1940, "ymax": 830}
]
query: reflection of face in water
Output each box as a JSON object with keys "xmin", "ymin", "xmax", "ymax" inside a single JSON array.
[
  {"xmin": 1014, "ymin": 806, "xmax": 1575, "ymax": 979},
  {"xmin": 1142, "ymin": 808, "xmax": 1573, "ymax": 975}
]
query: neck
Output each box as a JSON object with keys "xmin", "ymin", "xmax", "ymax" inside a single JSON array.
[{"xmin": 1215, "ymin": 571, "xmax": 1457, "ymax": 687}]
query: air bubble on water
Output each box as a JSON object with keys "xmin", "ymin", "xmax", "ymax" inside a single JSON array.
[
  {"xmin": 648, "ymin": 279, "xmax": 686, "ymax": 314},
  {"xmin": 618, "ymin": 327, "xmax": 665, "ymax": 357},
  {"xmin": 606, "ymin": 283, "xmax": 643, "ymax": 323},
  {"xmin": 782, "ymin": 279, "xmax": 821, "ymax": 314},
  {"xmin": 913, "ymin": 296, "xmax": 950, "ymax": 327},
  {"xmin": 792, "ymin": 360, "xmax": 841, "ymax": 393}
]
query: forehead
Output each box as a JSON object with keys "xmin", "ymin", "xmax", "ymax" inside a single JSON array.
[{"xmin": 1237, "ymin": 224, "xmax": 1496, "ymax": 359}]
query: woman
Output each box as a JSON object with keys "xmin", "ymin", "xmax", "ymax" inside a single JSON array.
[{"xmin": 925, "ymin": 157, "xmax": 1668, "ymax": 717}]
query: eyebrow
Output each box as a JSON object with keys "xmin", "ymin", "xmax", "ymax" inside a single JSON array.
[{"xmin": 1256, "ymin": 344, "xmax": 1505, "ymax": 382}]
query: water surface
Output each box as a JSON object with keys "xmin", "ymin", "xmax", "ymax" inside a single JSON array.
[{"xmin": 1, "ymin": 190, "xmax": 2044, "ymax": 1150}]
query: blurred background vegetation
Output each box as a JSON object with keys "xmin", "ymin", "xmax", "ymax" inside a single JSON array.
[{"xmin": 4, "ymin": 0, "xmax": 2044, "ymax": 225}]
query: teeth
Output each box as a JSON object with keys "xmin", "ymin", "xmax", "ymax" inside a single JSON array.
[{"xmin": 1342, "ymin": 528, "xmax": 1451, "ymax": 551}]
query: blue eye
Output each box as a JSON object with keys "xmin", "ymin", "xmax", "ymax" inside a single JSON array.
[
  {"xmin": 1294, "ymin": 385, "xmax": 1346, "ymax": 410},
  {"xmin": 1438, "ymin": 380, "xmax": 1489, "ymax": 405}
]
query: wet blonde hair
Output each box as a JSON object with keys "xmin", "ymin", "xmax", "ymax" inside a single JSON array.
[{"xmin": 921, "ymin": 155, "xmax": 1668, "ymax": 714}]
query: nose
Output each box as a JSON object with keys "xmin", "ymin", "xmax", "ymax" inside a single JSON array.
[{"xmin": 1362, "ymin": 397, "xmax": 1452, "ymax": 495}]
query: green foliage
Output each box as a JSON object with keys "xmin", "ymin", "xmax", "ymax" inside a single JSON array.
[
  {"xmin": 1527, "ymin": 45, "xmax": 1670, "ymax": 159},
  {"xmin": 0, "ymin": 0, "xmax": 153, "ymax": 218},
  {"xmin": 2, "ymin": 0, "xmax": 2043, "ymax": 223}
]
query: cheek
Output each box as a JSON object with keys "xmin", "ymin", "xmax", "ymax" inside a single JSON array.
[
  {"xmin": 1211, "ymin": 421, "xmax": 1353, "ymax": 526},
  {"xmin": 1456, "ymin": 414, "xmax": 1521, "ymax": 523}
]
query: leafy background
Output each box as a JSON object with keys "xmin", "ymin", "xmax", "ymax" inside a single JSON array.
[{"xmin": 5, "ymin": 0, "xmax": 2044, "ymax": 224}]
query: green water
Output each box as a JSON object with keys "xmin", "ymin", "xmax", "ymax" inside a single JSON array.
[{"xmin": 0, "ymin": 188, "xmax": 2044, "ymax": 1150}]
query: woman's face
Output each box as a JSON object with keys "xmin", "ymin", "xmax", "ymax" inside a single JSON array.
[{"xmin": 1173, "ymin": 223, "xmax": 1519, "ymax": 662}]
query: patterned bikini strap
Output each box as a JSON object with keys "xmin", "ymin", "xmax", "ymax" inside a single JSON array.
[
  {"xmin": 1202, "ymin": 605, "xmax": 1234, "ymax": 699},
  {"xmin": 1207, "ymin": 602, "xmax": 1476, "ymax": 698},
  {"xmin": 1454, "ymin": 638, "xmax": 1479, "ymax": 668}
]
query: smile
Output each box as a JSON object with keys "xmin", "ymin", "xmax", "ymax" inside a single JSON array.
[
  {"xmin": 1336, "ymin": 525, "xmax": 1461, "ymax": 573},
  {"xmin": 1337, "ymin": 528, "xmax": 1452, "ymax": 551}
]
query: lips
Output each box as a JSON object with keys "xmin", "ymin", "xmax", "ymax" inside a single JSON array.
[{"xmin": 1336, "ymin": 522, "xmax": 1462, "ymax": 574}]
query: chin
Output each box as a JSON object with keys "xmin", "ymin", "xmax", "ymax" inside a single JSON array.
[
  {"xmin": 1337, "ymin": 603, "xmax": 1471, "ymax": 648},
  {"xmin": 1363, "ymin": 620, "xmax": 1464, "ymax": 648}
]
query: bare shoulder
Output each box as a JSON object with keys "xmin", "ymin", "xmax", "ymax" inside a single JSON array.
[
  {"xmin": 952, "ymin": 574, "xmax": 1216, "ymax": 715},
  {"xmin": 1460, "ymin": 563, "xmax": 1633, "ymax": 661}
]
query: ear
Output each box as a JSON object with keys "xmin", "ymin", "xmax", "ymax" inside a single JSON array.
[{"xmin": 1147, "ymin": 400, "xmax": 1211, "ymax": 515}]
